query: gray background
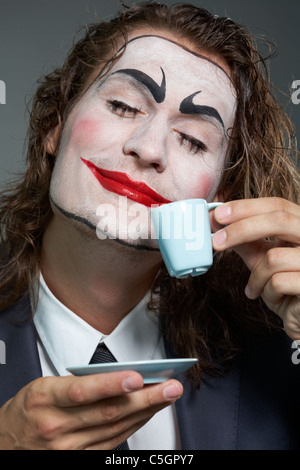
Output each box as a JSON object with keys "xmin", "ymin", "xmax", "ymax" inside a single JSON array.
[{"xmin": 0, "ymin": 0, "xmax": 299, "ymax": 188}]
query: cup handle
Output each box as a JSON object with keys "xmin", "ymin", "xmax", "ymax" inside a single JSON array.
[
  {"xmin": 207, "ymin": 202, "xmax": 223, "ymax": 237},
  {"xmin": 207, "ymin": 202, "xmax": 223, "ymax": 211}
]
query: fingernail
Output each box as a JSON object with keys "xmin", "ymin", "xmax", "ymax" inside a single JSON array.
[
  {"xmin": 122, "ymin": 376, "xmax": 143, "ymax": 392},
  {"xmin": 163, "ymin": 383, "xmax": 182, "ymax": 400},
  {"xmin": 245, "ymin": 285, "xmax": 251, "ymax": 298},
  {"xmin": 245, "ymin": 285, "xmax": 256, "ymax": 300},
  {"xmin": 215, "ymin": 204, "xmax": 231, "ymax": 221},
  {"xmin": 213, "ymin": 229, "xmax": 227, "ymax": 247}
]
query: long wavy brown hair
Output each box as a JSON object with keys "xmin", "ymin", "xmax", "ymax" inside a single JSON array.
[{"xmin": 0, "ymin": 2, "xmax": 299, "ymax": 386}]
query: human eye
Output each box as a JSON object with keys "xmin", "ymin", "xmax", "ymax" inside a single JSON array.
[
  {"xmin": 107, "ymin": 100, "xmax": 141, "ymax": 118},
  {"xmin": 178, "ymin": 132, "xmax": 208, "ymax": 155}
]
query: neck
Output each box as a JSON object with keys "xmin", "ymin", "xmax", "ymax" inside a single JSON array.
[{"xmin": 40, "ymin": 215, "xmax": 162, "ymax": 334}]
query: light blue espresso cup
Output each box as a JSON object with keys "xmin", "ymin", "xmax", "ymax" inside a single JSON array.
[{"xmin": 151, "ymin": 199, "xmax": 222, "ymax": 279}]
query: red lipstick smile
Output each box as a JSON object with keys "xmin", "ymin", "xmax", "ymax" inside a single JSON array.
[{"xmin": 81, "ymin": 158, "xmax": 171, "ymax": 207}]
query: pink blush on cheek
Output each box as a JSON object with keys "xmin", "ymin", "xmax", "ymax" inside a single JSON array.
[
  {"xmin": 194, "ymin": 174, "xmax": 219, "ymax": 200},
  {"xmin": 69, "ymin": 118, "xmax": 104, "ymax": 149}
]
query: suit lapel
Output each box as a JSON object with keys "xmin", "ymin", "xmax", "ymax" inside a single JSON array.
[
  {"xmin": 164, "ymin": 341, "xmax": 241, "ymax": 450},
  {"xmin": 0, "ymin": 295, "xmax": 42, "ymax": 406}
]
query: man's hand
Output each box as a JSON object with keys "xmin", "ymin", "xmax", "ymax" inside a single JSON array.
[
  {"xmin": 213, "ymin": 197, "xmax": 300, "ymax": 342},
  {"xmin": 0, "ymin": 371, "xmax": 183, "ymax": 450}
]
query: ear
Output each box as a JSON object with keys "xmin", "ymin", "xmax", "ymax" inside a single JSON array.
[{"xmin": 45, "ymin": 124, "xmax": 61, "ymax": 156}]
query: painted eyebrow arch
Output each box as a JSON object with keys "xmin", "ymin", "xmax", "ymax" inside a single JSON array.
[
  {"xmin": 180, "ymin": 91, "xmax": 225, "ymax": 131},
  {"xmin": 90, "ymin": 34, "xmax": 234, "ymax": 95},
  {"xmin": 118, "ymin": 35, "xmax": 232, "ymax": 83},
  {"xmin": 110, "ymin": 68, "xmax": 166, "ymax": 103}
]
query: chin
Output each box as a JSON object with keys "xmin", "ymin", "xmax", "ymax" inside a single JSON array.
[{"xmin": 114, "ymin": 238, "xmax": 160, "ymax": 252}]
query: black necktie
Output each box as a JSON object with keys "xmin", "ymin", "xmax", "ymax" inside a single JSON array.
[{"xmin": 90, "ymin": 343, "xmax": 129, "ymax": 450}]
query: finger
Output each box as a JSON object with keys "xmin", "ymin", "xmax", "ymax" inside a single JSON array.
[
  {"xmin": 212, "ymin": 210, "xmax": 300, "ymax": 252},
  {"xmin": 262, "ymin": 272, "xmax": 300, "ymax": 305},
  {"xmin": 91, "ymin": 399, "xmax": 174, "ymax": 450},
  {"xmin": 63, "ymin": 378, "xmax": 183, "ymax": 431},
  {"xmin": 279, "ymin": 297, "xmax": 300, "ymax": 341},
  {"xmin": 212, "ymin": 197, "xmax": 300, "ymax": 249},
  {"xmin": 85, "ymin": 418, "xmax": 150, "ymax": 450},
  {"xmin": 75, "ymin": 401, "xmax": 172, "ymax": 450},
  {"xmin": 209, "ymin": 208, "xmax": 225, "ymax": 234},
  {"xmin": 51, "ymin": 380, "xmax": 183, "ymax": 449},
  {"xmin": 246, "ymin": 247, "xmax": 300, "ymax": 299},
  {"xmin": 214, "ymin": 197, "xmax": 300, "ymax": 226},
  {"xmin": 46, "ymin": 371, "xmax": 144, "ymax": 408}
]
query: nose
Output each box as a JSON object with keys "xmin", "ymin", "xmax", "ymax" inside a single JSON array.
[{"xmin": 123, "ymin": 117, "xmax": 168, "ymax": 172}]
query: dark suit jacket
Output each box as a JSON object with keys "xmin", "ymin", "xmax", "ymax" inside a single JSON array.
[{"xmin": 0, "ymin": 295, "xmax": 299, "ymax": 450}]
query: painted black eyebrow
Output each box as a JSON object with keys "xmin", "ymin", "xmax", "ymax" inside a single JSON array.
[
  {"xmin": 180, "ymin": 91, "xmax": 225, "ymax": 131},
  {"xmin": 110, "ymin": 68, "xmax": 166, "ymax": 103},
  {"xmin": 90, "ymin": 34, "xmax": 234, "ymax": 97},
  {"xmin": 119, "ymin": 35, "xmax": 232, "ymax": 83}
]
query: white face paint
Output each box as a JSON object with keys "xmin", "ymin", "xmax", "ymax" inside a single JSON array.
[{"xmin": 49, "ymin": 35, "xmax": 237, "ymax": 248}]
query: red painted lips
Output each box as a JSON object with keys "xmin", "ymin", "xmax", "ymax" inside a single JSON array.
[{"xmin": 81, "ymin": 158, "xmax": 171, "ymax": 207}]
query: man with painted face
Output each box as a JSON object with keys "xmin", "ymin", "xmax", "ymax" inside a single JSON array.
[{"xmin": 0, "ymin": 2, "xmax": 300, "ymax": 450}]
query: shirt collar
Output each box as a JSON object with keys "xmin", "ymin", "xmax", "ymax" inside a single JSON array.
[{"xmin": 33, "ymin": 274, "xmax": 161, "ymax": 376}]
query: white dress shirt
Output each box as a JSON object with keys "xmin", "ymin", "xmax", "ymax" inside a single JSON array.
[{"xmin": 33, "ymin": 274, "xmax": 181, "ymax": 450}]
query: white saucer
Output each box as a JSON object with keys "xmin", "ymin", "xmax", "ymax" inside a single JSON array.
[{"xmin": 67, "ymin": 358, "xmax": 198, "ymax": 383}]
